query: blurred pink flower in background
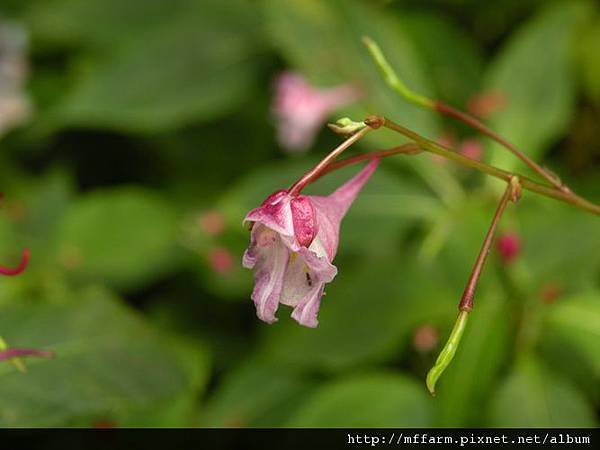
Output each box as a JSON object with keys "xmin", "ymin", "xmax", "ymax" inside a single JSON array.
[
  {"xmin": 496, "ymin": 232, "xmax": 521, "ymax": 264},
  {"xmin": 272, "ymin": 71, "xmax": 361, "ymax": 153},
  {"xmin": 458, "ymin": 138, "xmax": 483, "ymax": 161},
  {"xmin": 467, "ymin": 90, "xmax": 507, "ymax": 119},
  {"xmin": 208, "ymin": 246, "xmax": 234, "ymax": 274},
  {"xmin": 242, "ymin": 159, "xmax": 378, "ymax": 327},
  {"xmin": 412, "ymin": 324, "xmax": 439, "ymax": 353},
  {"xmin": 0, "ymin": 21, "xmax": 31, "ymax": 136},
  {"xmin": 198, "ymin": 209, "xmax": 226, "ymax": 236}
]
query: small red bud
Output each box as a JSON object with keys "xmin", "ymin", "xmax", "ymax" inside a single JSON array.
[
  {"xmin": 467, "ymin": 90, "xmax": 507, "ymax": 119},
  {"xmin": 496, "ymin": 232, "xmax": 521, "ymax": 264},
  {"xmin": 412, "ymin": 325, "xmax": 439, "ymax": 353},
  {"xmin": 198, "ymin": 209, "xmax": 226, "ymax": 236},
  {"xmin": 208, "ymin": 247, "xmax": 234, "ymax": 274}
]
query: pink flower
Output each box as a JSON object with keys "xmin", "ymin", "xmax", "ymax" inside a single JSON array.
[
  {"xmin": 198, "ymin": 209, "xmax": 226, "ymax": 236},
  {"xmin": 496, "ymin": 232, "xmax": 521, "ymax": 264},
  {"xmin": 466, "ymin": 90, "xmax": 507, "ymax": 119},
  {"xmin": 208, "ymin": 246, "xmax": 234, "ymax": 274},
  {"xmin": 272, "ymin": 71, "xmax": 360, "ymax": 152},
  {"xmin": 242, "ymin": 159, "xmax": 378, "ymax": 327},
  {"xmin": 459, "ymin": 138, "xmax": 483, "ymax": 161}
]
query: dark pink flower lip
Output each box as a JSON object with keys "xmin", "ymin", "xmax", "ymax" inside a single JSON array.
[{"xmin": 290, "ymin": 195, "xmax": 317, "ymax": 248}]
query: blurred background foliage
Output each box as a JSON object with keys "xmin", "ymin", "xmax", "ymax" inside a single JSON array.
[{"xmin": 0, "ymin": 0, "xmax": 598, "ymax": 427}]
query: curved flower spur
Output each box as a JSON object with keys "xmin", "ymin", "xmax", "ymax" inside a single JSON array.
[
  {"xmin": 0, "ymin": 194, "xmax": 54, "ymax": 370},
  {"xmin": 243, "ymin": 159, "xmax": 378, "ymax": 328}
]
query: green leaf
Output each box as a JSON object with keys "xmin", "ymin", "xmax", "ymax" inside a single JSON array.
[
  {"xmin": 263, "ymin": 0, "xmax": 440, "ymax": 144},
  {"xmin": 287, "ymin": 372, "xmax": 433, "ymax": 427},
  {"xmin": 517, "ymin": 200, "xmax": 600, "ymax": 292},
  {"xmin": 40, "ymin": 0, "xmax": 264, "ymax": 132},
  {"xmin": 56, "ymin": 187, "xmax": 180, "ymax": 290},
  {"xmin": 201, "ymin": 359, "xmax": 315, "ymax": 427},
  {"xmin": 576, "ymin": 16, "xmax": 600, "ymax": 105},
  {"xmin": 0, "ymin": 287, "xmax": 210, "ymax": 426},
  {"xmin": 26, "ymin": 0, "xmax": 200, "ymax": 49},
  {"xmin": 399, "ymin": 11, "xmax": 484, "ymax": 107},
  {"xmin": 115, "ymin": 335, "xmax": 211, "ymax": 427},
  {"xmin": 489, "ymin": 356, "xmax": 597, "ymax": 427},
  {"xmin": 484, "ymin": 1, "xmax": 589, "ymax": 170},
  {"xmin": 540, "ymin": 291, "xmax": 600, "ymax": 387}
]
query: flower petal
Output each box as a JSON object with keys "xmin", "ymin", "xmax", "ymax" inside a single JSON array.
[
  {"xmin": 308, "ymin": 159, "xmax": 379, "ymax": 260},
  {"xmin": 291, "ymin": 283, "xmax": 325, "ymax": 328},
  {"xmin": 290, "ymin": 195, "xmax": 317, "ymax": 248},
  {"xmin": 249, "ymin": 231, "xmax": 289, "ymax": 324},
  {"xmin": 243, "ymin": 190, "xmax": 294, "ymax": 238}
]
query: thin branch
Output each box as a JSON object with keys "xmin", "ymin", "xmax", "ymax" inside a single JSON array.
[
  {"xmin": 363, "ymin": 36, "xmax": 579, "ymax": 195},
  {"xmin": 365, "ymin": 116, "xmax": 600, "ymax": 216},
  {"xmin": 435, "ymin": 101, "xmax": 569, "ymax": 193},
  {"xmin": 311, "ymin": 143, "xmax": 421, "ymax": 182},
  {"xmin": 288, "ymin": 126, "xmax": 371, "ymax": 196},
  {"xmin": 459, "ymin": 178, "xmax": 519, "ymax": 311}
]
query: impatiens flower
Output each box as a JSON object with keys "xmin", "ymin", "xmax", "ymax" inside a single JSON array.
[
  {"xmin": 272, "ymin": 71, "xmax": 361, "ymax": 153},
  {"xmin": 242, "ymin": 159, "xmax": 379, "ymax": 327}
]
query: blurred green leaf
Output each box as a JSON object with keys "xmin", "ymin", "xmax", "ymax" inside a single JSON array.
[
  {"xmin": 577, "ymin": 16, "xmax": 600, "ymax": 105},
  {"xmin": 115, "ymin": 335, "xmax": 210, "ymax": 427},
  {"xmin": 540, "ymin": 291, "xmax": 600, "ymax": 383},
  {"xmin": 201, "ymin": 359, "xmax": 316, "ymax": 427},
  {"xmin": 0, "ymin": 287, "xmax": 209, "ymax": 426},
  {"xmin": 399, "ymin": 11, "xmax": 484, "ymax": 108},
  {"xmin": 489, "ymin": 355, "xmax": 596, "ymax": 427},
  {"xmin": 484, "ymin": 1, "xmax": 589, "ymax": 170},
  {"xmin": 263, "ymin": 0, "xmax": 440, "ymax": 145},
  {"xmin": 517, "ymin": 199, "xmax": 600, "ymax": 292},
  {"xmin": 287, "ymin": 372, "xmax": 433, "ymax": 427},
  {"xmin": 56, "ymin": 187, "xmax": 180, "ymax": 290},
  {"xmin": 35, "ymin": 0, "xmax": 265, "ymax": 132},
  {"xmin": 26, "ymin": 0, "xmax": 199, "ymax": 49}
]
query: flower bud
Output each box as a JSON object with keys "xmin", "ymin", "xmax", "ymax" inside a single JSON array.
[
  {"xmin": 496, "ymin": 232, "xmax": 521, "ymax": 264},
  {"xmin": 327, "ymin": 117, "xmax": 366, "ymax": 136}
]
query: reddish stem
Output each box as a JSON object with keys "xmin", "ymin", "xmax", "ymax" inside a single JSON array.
[
  {"xmin": 312, "ymin": 144, "xmax": 421, "ymax": 182},
  {"xmin": 288, "ymin": 127, "xmax": 371, "ymax": 196},
  {"xmin": 459, "ymin": 180, "xmax": 516, "ymax": 311},
  {"xmin": 0, "ymin": 248, "xmax": 30, "ymax": 276},
  {"xmin": 435, "ymin": 101, "xmax": 569, "ymax": 193}
]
